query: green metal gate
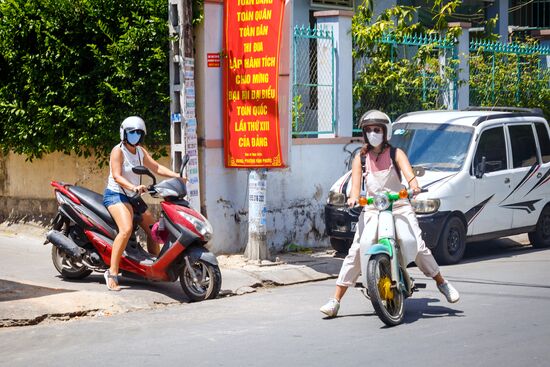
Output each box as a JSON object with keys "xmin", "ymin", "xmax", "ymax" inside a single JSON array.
[
  {"xmin": 469, "ymin": 39, "xmax": 550, "ymax": 108},
  {"xmin": 292, "ymin": 26, "xmax": 335, "ymax": 137}
]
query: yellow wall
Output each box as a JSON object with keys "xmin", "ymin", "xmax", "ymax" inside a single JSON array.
[{"xmin": 0, "ymin": 150, "xmax": 171, "ymax": 220}]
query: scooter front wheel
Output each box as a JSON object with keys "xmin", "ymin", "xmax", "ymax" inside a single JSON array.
[
  {"xmin": 366, "ymin": 253, "xmax": 404, "ymax": 326},
  {"xmin": 180, "ymin": 259, "xmax": 221, "ymax": 302}
]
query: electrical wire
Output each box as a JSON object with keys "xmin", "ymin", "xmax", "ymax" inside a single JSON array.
[{"xmin": 509, "ymin": 0, "xmax": 534, "ymax": 13}]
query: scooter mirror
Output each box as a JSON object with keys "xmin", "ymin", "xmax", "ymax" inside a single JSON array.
[
  {"xmin": 412, "ymin": 166, "xmax": 425, "ymax": 177},
  {"xmin": 132, "ymin": 166, "xmax": 157, "ymax": 185},
  {"xmin": 180, "ymin": 154, "xmax": 190, "ymax": 177},
  {"xmin": 132, "ymin": 166, "xmax": 150, "ymax": 175}
]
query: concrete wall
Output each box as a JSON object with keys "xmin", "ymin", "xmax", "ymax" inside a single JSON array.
[{"xmin": 199, "ymin": 140, "xmax": 360, "ymax": 254}]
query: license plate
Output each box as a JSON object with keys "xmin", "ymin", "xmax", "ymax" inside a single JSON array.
[{"xmin": 351, "ymin": 222, "xmax": 357, "ymax": 232}]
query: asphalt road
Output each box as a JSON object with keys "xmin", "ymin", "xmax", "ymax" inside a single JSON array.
[{"xmin": 1, "ymin": 237, "xmax": 549, "ymax": 367}]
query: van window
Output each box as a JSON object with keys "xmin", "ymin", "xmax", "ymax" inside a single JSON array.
[
  {"xmin": 391, "ymin": 123, "xmax": 473, "ymax": 172},
  {"xmin": 509, "ymin": 124, "xmax": 539, "ymax": 168},
  {"xmin": 535, "ymin": 123, "xmax": 550, "ymax": 163},
  {"xmin": 474, "ymin": 127, "xmax": 507, "ymax": 173}
]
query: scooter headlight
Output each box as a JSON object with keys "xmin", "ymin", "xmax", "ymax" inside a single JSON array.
[
  {"xmin": 178, "ymin": 211, "xmax": 214, "ymax": 241},
  {"xmin": 373, "ymin": 192, "xmax": 390, "ymax": 211}
]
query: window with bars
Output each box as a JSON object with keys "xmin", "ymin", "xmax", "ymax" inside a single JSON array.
[
  {"xmin": 311, "ymin": 0, "xmax": 354, "ymax": 9},
  {"xmin": 510, "ymin": 0, "xmax": 550, "ymax": 28}
]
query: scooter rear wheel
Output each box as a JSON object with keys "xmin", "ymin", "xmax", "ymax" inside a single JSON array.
[
  {"xmin": 366, "ymin": 253, "xmax": 404, "ymax": 326},
  {"xmin": 51, "ymin": 246, "xmax": 92, "ymax": 280},
  {"xmin": 180, "ymin": 259, "xmax": 221, "ymax": 302}
]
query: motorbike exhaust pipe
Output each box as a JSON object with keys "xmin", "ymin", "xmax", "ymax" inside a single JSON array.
[{"xmin": 46, "ymin": 230, "xmax": 82, "ymax": 259}]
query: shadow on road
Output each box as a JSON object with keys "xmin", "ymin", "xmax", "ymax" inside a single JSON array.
[
  {"xmin": 461, "ymin": 237, "xmax": 547, "ymax": 264},
  {"xmin": 403, "ymin": 297, "xmax": 464, "ymax": 325},
  {"xmin": 53, "ymin": 273, "xmax": 191, "ymax": 303},
  {"xmin": 323, "ymin": 298, "xmax": 463, "ymax": 325},
  {"xmin": 0, "ymin": 279, "xmax": 75, "ymax": 302}
]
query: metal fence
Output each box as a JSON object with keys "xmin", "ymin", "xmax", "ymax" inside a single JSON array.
[
  {"xmin": 353, "ymin": 33, "xmax": 457, "ymax": 131},
  {"xmin": 293, "ymin": 25, "xmax": 550, "ymax": 137},
  {"xmin": 292, "ymin": 26, "xmax": 335, "ymax": 137},
  {"xmin": 469, "ymin": 39, "xmax": 550, "ymax": 109}
]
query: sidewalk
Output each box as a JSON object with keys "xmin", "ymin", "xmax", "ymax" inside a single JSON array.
[{"xmin": 0, "ymin": 222, "xmax": 342, "ymax": 328}]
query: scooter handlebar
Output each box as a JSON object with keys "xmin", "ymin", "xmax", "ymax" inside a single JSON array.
[{"xmin": 353, "ymin": 187, "xmax": 429, "ymax": 207}]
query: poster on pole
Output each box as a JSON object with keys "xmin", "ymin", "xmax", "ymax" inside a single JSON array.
[
  {"xmin": 183, "ymin": 57, "xmax": 200, "ymax": 210},
  {"xmin": 223, "ymin": 0, "xmax": 285, "ymax": 168}
]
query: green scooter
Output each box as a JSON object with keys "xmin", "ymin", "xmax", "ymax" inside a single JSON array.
[{"xmin": 359, "ymin": 179, "xmax": 428, "ymax": 326}]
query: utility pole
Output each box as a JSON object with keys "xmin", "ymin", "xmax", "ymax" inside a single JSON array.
[
  {"xmin": 244, "ymin": 169, "xmax": 270, "ymax": 261},
  {"xmin": 168, "ymin": 0, "xmax": 201, "ymax": 211}
]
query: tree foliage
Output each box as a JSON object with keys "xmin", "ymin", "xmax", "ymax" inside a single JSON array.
[
  {"xmin": 470, "ymin": 41, "xmax": 550, "ymax": 118},
  {"xmin": 352, "ymin": 0, "xmax": 549, "ymax": 122},
  {"xmin": 0, "ymin": 0, "xmax": 170, "ymax": 164},
  {"xmin": 352, "ymin": 0, "xmax": 462, "ymax": 121}
]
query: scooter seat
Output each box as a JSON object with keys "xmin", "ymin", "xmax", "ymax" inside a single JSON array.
[{"xmin": 68, "ymin": 185, "xmax": 116, "ymax": 227}]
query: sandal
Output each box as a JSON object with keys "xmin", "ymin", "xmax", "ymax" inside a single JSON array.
[{"xmin": 104, "ymin": 270, "xmax": 121, "ymax": 291}]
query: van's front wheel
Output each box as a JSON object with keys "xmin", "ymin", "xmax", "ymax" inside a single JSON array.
[
  {"xmin": 330, "ymin": 238, "xmax": 351, "ymax": 255},
  {"xmin": 434, "ymin": 216, "xmax": 466, "ymax": 265},
  {"xmin": 529, "ymin": 206, "xmax": 550, "ymax": 248}
]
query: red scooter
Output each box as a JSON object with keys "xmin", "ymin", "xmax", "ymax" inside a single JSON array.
[{"xmin": 45, "ymin": 155, "xmax": 221, "ymax": 301}]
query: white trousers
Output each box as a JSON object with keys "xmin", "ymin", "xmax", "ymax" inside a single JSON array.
[{"xmin": 336, "ymin": 205, "xmax": 440, "ymax": 287}]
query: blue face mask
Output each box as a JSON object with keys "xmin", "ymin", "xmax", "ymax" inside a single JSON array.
[{"xmin": 126, "ymin": 130, "xmax": 143, "ymax": 145}]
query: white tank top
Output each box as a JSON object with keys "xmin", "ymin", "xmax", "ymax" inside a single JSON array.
[{"xmin": 106, "ymin": 143, "xmax": 143, "ymax": 197}]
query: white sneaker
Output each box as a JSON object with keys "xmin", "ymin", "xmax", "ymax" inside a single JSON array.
[
  {"xmin": 438, "ymin": 281, "xmax": 460, "ymax": 303},
  {"xmin": 320, "ymin": 298, "xmax": 340, "ymax": 317}
]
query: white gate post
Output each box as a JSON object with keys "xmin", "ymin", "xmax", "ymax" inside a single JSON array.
[
  {"xmin": 532, "ymin": 30, "xmax": 550, "ymax": 69},
  {"xmin": 314, "ymin": 10, "xmax": 354, "ymax": 138},
  {"xmin": 449, "ymin": 22, "xmax": 472, "ymax": 110}
]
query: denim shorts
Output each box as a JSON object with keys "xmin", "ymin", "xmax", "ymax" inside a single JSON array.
[
  {"xmin": 103, "ymin": 189, "xmax": 148, "ymax": 214},
  {"xmin": 103, "ymin": 189, "xmax": 131, "ymax": 208}
]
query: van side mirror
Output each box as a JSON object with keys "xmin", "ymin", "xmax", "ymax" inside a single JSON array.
[
  {"xmin": 412, "ymin": 166, "xmax": 425, "ymax": 178},
  {"xmin": 475, "ymin": 156, "xmax": 487, "ymax": 178}
]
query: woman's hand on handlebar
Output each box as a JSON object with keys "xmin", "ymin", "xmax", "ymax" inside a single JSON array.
[
  {"xmin": 347, "ymin": 197, "xmax": 358, "ymax": 207},
  {"xmin": 133, "ymin": 185, "xmax": 148, "ymax": 194},
  {"xmin": 410, "ymin": 186, "xmax": 428, "ymax": 197}
]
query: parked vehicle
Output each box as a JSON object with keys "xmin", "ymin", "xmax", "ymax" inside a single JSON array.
[
  {"xmin": 358, "ymin": 186, "xmax": 428, "ymax": 326},
  {"xmin": 325, "ymin": 107, "xmax": 550, "ymax": 264},
  {"xmin": 45, "ymin": 156, "xmax": 221, "ymax": 301}
]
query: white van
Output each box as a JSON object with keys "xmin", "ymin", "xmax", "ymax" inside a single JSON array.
[{"xmin": 324, "ymin": 107, "xmax": 550, "ymax": 264}]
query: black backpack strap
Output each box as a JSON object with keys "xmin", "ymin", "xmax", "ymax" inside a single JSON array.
[
  {"xmin": 390, "ymin": 146, "xmax": 402, "ymax": 182},
  {"xmin": 360, "ymin": 153, "xmax": 366, "ymax": 192}
]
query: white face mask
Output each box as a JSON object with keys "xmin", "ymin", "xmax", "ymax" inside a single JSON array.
[{"xmin": 367, "ymin": 132, "xmax": 384, "ymax": 147}]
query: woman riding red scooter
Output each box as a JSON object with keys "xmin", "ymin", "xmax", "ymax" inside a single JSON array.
[
  {"xmin": 47, "ymin": 116, "xmax": 221, "ymax": 301},
  {"xmin": 103, "ymin": 116, "xmax": 184, "ymax": 291}
]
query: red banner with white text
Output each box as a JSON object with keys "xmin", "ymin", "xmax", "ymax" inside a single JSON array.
[{"xmin": 223, "ymin": 0, "xmax": 285, "ymax": 168}]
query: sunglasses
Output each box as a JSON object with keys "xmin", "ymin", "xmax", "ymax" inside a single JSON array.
[
  {"xmin": 127, "ymin": 130, "xmax": 144, "ymax": 137},
  {"xmin": 363, "ymin": 126, "xmax": 383, "ymax": 134}
]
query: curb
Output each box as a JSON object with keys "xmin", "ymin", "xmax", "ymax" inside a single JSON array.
[{"xmin": 0, "ymin": 224, "xmax": 340, "ymax": 328}]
